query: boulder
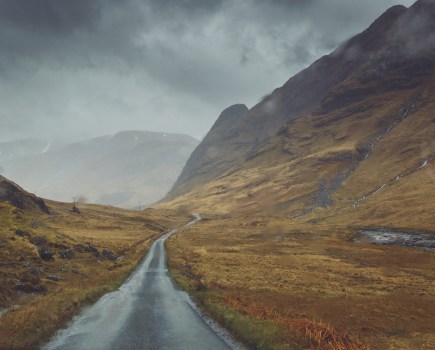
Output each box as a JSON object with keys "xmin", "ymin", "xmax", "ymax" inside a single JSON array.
[
  {"xmin": 15, "ymin": 281, "xmax": 47, "ymax": 293},
  {"xmin": 46, "ymin": 275, "xmax": 61, "ymax": 282},
  {"xmin": 15, "ymin": 273, "xmax": 46, "ymax": 293},
  {"xmin": 38, "ymin": 247, "xmax": 54, "ymax": 260},
  {"xmin": 102, "ymin": 249, "xmax": 118, "ymax": 261},
  {"xmin": 58, "ymin": 249, "xmax": 75, "ymax": 259},
  {"xmin": 15, "ymin": 229, "xmax": 31, "ymax": 238},
  {"xmin": 75, "ymin": 243, "xmax": 100, "ymax": 257}
]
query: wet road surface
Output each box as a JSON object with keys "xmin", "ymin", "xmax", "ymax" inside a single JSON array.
[{"xmin": 43, "ymin": 215, "xmax": 236, "ymax": 350}]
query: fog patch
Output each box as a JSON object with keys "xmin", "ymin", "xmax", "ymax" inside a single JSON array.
[
  {"xmin": 383, "ymin": 5, "xmax": 435, "ymax": 58},
  {"xmin": 260, "ymin": 94, "xmax": 280, "ymax": 115}
]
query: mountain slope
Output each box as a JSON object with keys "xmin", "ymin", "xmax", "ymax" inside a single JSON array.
[
  {"xmin": 3, "ymin": 131, "xmax": 199, "ymax": 208},
  {"xmin": 169, "ymin": 104, "xmax": 248, "ymax": 196},
  {"xmin": 168, "ymin": 4, "xmax": 414, "ymax": 197},
  {"xmin": 159, "ymin": 2, "xmax": 435, "ymax": 349},
  {"xmin": 0, "ymin": 176, "xmax": 188, "ymax": 349},
  {"xmin": 165, "ymin": 0, "xmax": 435, "ymax": 230}
]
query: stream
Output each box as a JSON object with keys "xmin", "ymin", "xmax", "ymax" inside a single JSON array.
[{"xmin": 357, "ymin": 229, "xmax": 435, "ymax": 251}]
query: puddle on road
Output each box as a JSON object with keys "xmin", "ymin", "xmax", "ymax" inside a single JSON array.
[{"xmin": 357, "ymin": 229, "xmax": 435, "ymax": 251}]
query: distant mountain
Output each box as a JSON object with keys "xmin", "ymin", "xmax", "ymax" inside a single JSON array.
[
  {"xmin": 3, "ymin": 131, "xmax": 199, "ymax": 209},
  {"xmin": 0, "ymin": 139, "xmax": 64, "ymax": 172},
  {"xmin": 165, "ymin": 0, "xmax": 435, "ymax": 230}
]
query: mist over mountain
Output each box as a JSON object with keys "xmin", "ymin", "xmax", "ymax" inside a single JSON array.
[
  {"xmin": 166, "ymin": 0, "xmax": 435, "ymax": 229},
  {"xmin": 0, "ymin": 139, "xmax": 65, "ymax": 169},
  {"xmin": 2, "ymin": 131, "xmax": 198, "ymax": 208}
]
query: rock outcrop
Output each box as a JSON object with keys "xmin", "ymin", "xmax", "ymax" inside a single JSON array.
[{"xmin": 0, "ymin": 176, "xmax": 50, "ymax": 214}]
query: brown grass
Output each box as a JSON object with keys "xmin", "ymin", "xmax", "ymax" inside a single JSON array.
[
  {"xmin": 0, "ymin": 200, "xmax": 188, "ymax": 349},
  {"xmin": 166, "ymin": 216, "xmax": 435, "ymax": 350},
  {"xmin": 224, "ymin": 296, "xmax": 368, "ymax": 350},
  {"xmin": 159, "ymin": 84, "xmax": 435, "ymax": 350}
]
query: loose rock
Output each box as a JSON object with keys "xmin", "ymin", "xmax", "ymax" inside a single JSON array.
[
  {"xmin": 102, "ymin": 249, "xmax": 118, "ymax": 261},
  {"xmin": 15, "ymin": 229, "xmax": 31, "ymax": 238},
  {"xmin": 38, "ymin": 247, "xmax": 55, "ymax": 260},
  {"xmin": 46, "ymin": 275, "xmax": 61, "ymax": 282},
  {"xmin": 15, "ymin": 281, "xmax": 47, "ymax": 293},
  {"xmin": 58, "ymin": 249, "xmax": 75, "ymax": 259},
  {"xmin": 75, "ymin": 243, "xmax": 100, "ymax": 257}
]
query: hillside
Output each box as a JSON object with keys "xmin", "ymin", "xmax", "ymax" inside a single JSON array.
[
  {"xmin": 0, "ymin": 176, "xmax": 50, "ymax": 214},
  {"xmin": 165, "ymin": 0, "xmax": 435, "ymax": 230},
  {"xmin": 160, "ymin": 2, "xmax": 435, "ymax": 349},
  {"xmin": 167, "ymin": 4, "xmax": 411, "ymax": 198},
  {"xmin": 3, "ymin": 131, "xmax": 198, "ymax": 209},
  {"xmin": 169, "ymin": 104, "xmax": 249, "ymax": 196},
  {"xmin": 0, "ymin": 176, "xmax": 188, "ymax": 348}
]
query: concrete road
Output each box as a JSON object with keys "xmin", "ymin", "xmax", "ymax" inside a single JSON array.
[{"xmin": 43, "ymin": 215, "xmax": 237, "ymax": 350}]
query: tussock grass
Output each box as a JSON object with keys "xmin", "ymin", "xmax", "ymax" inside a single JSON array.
[{"xmin": 222, "ymin": 295, "xmax": 368, "ymax": 350}]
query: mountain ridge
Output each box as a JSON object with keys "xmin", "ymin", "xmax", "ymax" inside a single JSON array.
[
  {"xmin": 168, "ymin": 1, "xmax": 435, "ymax": 198},
  {"xmin": 162, "ymin": 0, "xmax": 435, "ymax": 231}
]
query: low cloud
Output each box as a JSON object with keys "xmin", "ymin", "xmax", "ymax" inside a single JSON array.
[{"xmin": 0, "ymin": 0, "xmax": 415, "ymax": 141}]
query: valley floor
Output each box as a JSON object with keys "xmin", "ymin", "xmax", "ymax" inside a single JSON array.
[
  {"xmin": 1, "ymin": 198, "xmax": 433, "ymax": 350},
  {"xmin": 166, "ymin": 215, "xmax": 435, "ymax": 350}
]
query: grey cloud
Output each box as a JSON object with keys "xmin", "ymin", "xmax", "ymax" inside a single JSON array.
[
  {"xmin": 147, "ymin": 0, "xmax": 227, "ymax": 16},
  {"xmin": 0, "ymin": 0, "xmax": 417, "ymax": 142},
  {"xmin": 0, "ymin": 0, "xmax": 101, "ymax": 32},
  {"xmin": 385, "ymin": 3, "xmax": 435, "ymax": 55}
]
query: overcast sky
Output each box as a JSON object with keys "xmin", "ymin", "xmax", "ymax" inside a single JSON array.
[{"xmin": 0, "ymin": 0, "xmax": 415, "ymax": 142}]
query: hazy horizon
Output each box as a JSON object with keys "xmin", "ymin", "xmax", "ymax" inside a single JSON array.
[{"xmin": 0, "ymin": 129, "xmax": 201, "ymax": 146}]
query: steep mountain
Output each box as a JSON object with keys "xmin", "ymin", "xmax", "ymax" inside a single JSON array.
[
  {"xmin": 169, "ymin": 104, "xmax": 249, "ymax": 196},
  {"xmin": 161, "ymin": 5, "xmax": 435, "ymax": 347},
  {"xmin": 167, "ymin": 4, "xmax": 409, "ymax": 197},
  {"xmin": 3, "ymin": 131, "xmax": 198, "ymax": 208},
  {"xmin": 164, "ymin": 0, "xmax": 435, "ymax": 230}
]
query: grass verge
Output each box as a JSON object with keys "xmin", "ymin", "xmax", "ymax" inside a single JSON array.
[{"xmin": 167, "ymin": 260, "xmax": 294, "ymax": 350}]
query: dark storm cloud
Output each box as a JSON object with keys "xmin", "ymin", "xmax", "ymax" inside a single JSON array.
[
  {"xmin": 0, "ymin": 0, "xmax": 142, "ymax": 68},
  {"xmin": 147, "ymin": 0, "xmax": 226, "ymax": 15},
  {"xmin": 0, "ymin": 0, "xmax": 416, "ymax": 142},
  {"xmin": 0, "ymin": 0, "xmax": 100, "ymax": 32}
]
